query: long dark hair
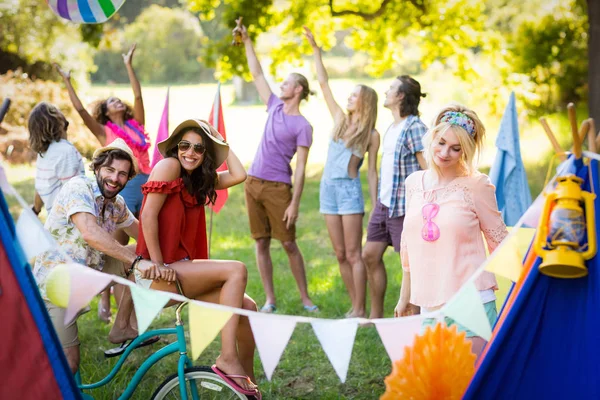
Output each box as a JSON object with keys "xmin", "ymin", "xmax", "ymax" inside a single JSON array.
[{"xmin": 166, "ymin": 127, "xmax": 218, "ymax": 205}]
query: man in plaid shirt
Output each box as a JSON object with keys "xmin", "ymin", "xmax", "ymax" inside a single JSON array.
[{"xmin": 362, "ymin": 75, "xmax": 428, "ymax": 319}]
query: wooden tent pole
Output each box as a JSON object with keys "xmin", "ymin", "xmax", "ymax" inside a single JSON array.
[{"xmin": 567, "ymin": 103, "xmax": 582, "ymax": 159}]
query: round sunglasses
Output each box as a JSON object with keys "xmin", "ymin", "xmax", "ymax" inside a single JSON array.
[{"xmin": 177, "ymin": 140, "xmax": 206, "ymax": 155}]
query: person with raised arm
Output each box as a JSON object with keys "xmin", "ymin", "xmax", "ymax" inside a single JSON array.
[
  {"xmin": 238, "ymin": 19, "xmax": 317, "ymax": 314},
  {"xmin": 304, "ymin": 27, "xmax": 380, "ymax": 318}
]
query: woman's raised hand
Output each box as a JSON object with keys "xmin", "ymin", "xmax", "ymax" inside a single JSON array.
[
  {"xmin": 122, "ymin": 43, "xmax": 137, "ymax": 66},
  {"xmin": 53, "ymin": 63, "xmax": 71, "ymax": 80},
  {"xmin": 303, "ymin": 26, "xmax": 319, "ymax": 50}
]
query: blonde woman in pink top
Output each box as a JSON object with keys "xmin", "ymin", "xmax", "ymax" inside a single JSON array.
[{"xmin": 394, "ymin": 104, "xmax": 508, "ymax": 357}]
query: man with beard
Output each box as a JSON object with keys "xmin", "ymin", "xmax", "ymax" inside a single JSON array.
[{"xmin": 33, "ymin": 138, "xmax": 162, "ymax": 373}]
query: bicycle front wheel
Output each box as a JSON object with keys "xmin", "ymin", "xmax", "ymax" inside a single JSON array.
[{"xmin": 151, "ymin": 366, "xmax": 249, "ymax": 400}]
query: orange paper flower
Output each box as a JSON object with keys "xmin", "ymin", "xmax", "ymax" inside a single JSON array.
[{"xmin": 381, "ymin": 322, "xmax": 476, "ymax": 400}]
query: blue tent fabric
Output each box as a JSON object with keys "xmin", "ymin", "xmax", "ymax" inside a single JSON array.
[
  {"xmin": 464, "ymin": 158, "xmax": 600, "ymax": 399},
  {"xmin": 0, "ymin": 189, "xmax": 81, "ymax": 399},
  {"xmin": 489, "ymin": 92, "xmax": 532, "ymax": 226}
]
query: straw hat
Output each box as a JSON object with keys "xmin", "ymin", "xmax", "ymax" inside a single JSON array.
[
  {"xmin": 157, "ymin": 119, "xmax": 229, "ymax": 166},
  {"xmin": 92, "ymin": 138, "xmax": 138, "ymax": 173}
]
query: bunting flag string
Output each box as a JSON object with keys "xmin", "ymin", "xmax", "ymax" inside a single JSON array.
[
  {"xmin": 1, "ymin": 155, "xmax": 577, "ymax": 383},
  {"xmin": 15, "ymin": 208, "xmax": 56, "ymax": 261}
]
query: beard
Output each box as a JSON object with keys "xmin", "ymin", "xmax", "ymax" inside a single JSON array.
[{"xmin": 96, "ymin": 174, "xmax": 124, "ymax": 199}]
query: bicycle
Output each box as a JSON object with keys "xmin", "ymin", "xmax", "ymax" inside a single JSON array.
[{"xmin": 75, "ymin": 302, "xmax": 250, "ymax": 399}]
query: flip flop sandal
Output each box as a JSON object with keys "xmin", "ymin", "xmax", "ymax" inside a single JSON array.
[
  {"xmin": 260, "ymin": 304, "xmax": 277, "ymax": 313},
  {"xmin": 211, "ymin": 365, "xmax": 261, "ymax": 399},
  {"xmin": 104, "ymin": 336, "xmax": 160, "ymax": 358}
]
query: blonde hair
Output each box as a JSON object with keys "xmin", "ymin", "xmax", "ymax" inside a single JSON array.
[
  {"xmin": 332, "ymin": 85, "xmax": 378, "ymax": 155},
  {"xmin": 424, "ymin": 104, "xmax": 486, "ymax": 177}
]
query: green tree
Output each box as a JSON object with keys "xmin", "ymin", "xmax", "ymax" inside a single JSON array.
[
  {"xmin": 92, "ymin": 5, "xmax": 208, "ymax": 84},
  {"xmin": 0, "ymin": 0, "xmax": 97, "ymax": 79}
]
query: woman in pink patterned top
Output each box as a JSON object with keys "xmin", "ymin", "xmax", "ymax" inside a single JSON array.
[
  {"xmin": 56, "ymin": 44, "xmax": 151, "ymax": 324},
  {"xmin": 55, "ymin": 44, "xmax": 150, "ymax": 217},
  {"xmin": 394, "ymin": 104, "xmax": 508, "ymax": 357}
]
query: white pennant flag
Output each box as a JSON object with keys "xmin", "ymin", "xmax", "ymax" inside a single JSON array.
[
  {"xmin": 0, "ymin": 163, "xmax": 14, "ymax": 195},
  {"xmin": 311, "ymin": 319, "xmax": 358, "ymax": 382},
  {"xmin": 16, "ymin": 208, "xmax": 55, "ymax": 260},
  {"xmin": 376, "ymin": 317, "xmax": 425, "ymax": 362},
  {"xmin": 249, "ymin": 314, "xmax": 296, "ymax": 381},
  {"xmin": 130, "ymin": 286, "xmax": 172, "ymax": 334},
  {"xmin": 443, "ymin": 282, "xmax": 492, "ymax": 340}
]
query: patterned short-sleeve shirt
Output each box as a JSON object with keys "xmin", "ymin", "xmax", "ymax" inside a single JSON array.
[{"xmin": 33, "ymin": 175, "xmax": 134, "ymax": 298}]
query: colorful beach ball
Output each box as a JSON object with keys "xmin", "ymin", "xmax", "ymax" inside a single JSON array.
[{"xmin": 46, "ymin": 0, "xmax": 126, "ymax": 24}]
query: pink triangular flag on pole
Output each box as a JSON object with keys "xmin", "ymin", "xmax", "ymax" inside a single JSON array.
[
  {"xmin": 151, "ymin": 87, "xmax": 169, "ymax": 168},
  {"xmin": 248, "ymin": 314, "xmax": 296, "ymax": 381},
  {"xmin": 311, "ymin": 319, "xmax": 358, "ymax": 383},
  {"xmin": 375, "ymin": 317, "xmax": 425, "ymax": 362},
  {"xmin": 207, "ymin": 83, "xmax": 228, "ymax": 213},
  {"xmin": 64, "ymin": 263, "xmax": 113, "ymax": 324}
]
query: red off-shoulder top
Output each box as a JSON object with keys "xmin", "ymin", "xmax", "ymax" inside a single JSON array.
[{"xmin": 136, "ymin": 178, "xmax": 208, "ymax": 263}]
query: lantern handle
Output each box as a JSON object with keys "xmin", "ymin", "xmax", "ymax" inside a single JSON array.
[
  {"xmin": 540, "ymin": 117, "xmax": 565, "ymax": 160},
  {"xmin": 581, "ymin": 191, "xmax": 597, "ymax": 260},
  {"xmin": 567, "ymin": 103, "xmax": 582, "ymax": 159}
]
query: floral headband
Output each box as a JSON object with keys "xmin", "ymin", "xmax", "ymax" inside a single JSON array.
[{"xmin": 440, "ymin": 111, "xmax": 475, "ymax": 137}]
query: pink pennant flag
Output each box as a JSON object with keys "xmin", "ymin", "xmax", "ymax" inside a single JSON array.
[
  {"xmin": 375, "ymin": 317, "xmax": 425, "ymax": 362},
  {"xmin": 311, "ymin": 319, "xmax": 358, "ymax": 383},
  {"xmin": 207, "ymin": 83, "xmax": 228, "ymax": 213},
  {"xmin": 151, "ymin": 88, "xmax": 170, "ymax": 168},
  {"xmin": 249, "ymin": 314, "xmax": 296, "ymax": 381},
  {"xmin": 64, "ymin": 263, "xmax": 114, "ymax": 324}
]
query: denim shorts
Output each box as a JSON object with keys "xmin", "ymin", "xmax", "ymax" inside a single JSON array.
[
  {"xmin": 319, "ymin": 178, "xmax": 364, "ymax": 215},
  {"xmin": 121, "ymin": 173, "xmax": 149, "ymax": 215}
]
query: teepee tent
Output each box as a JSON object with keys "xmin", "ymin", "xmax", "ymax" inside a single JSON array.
[
  {"xmin": 464, "ymin": 108, "xmax": 600, "ymax": 399},
  {"xmin": 0, "ymin": 188, "xmax": 81, "ymax": 399}
]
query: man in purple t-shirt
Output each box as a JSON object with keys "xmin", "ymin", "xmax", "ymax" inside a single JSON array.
[{"xmin": 240, "ymin": 22, "xmax": 318, "ymax": 313}]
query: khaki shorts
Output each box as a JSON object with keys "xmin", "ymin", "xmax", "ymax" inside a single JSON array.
[
  {"xmin": 45, "ymin": 301, "xmax": 90, "ymax": 348},
  {"xmin": 244, "ymin": 176, "xmax": 295, "ymax": 242}
]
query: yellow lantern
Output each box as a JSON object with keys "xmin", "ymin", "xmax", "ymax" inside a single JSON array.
[{"xmin": 534, "ymin": 174, "xmax": 597, "ymax": 278}]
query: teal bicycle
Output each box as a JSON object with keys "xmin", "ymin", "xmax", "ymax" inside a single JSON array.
[{"xmin": 76, "ymin": 302, "xmax": 249, "ymax": 399}]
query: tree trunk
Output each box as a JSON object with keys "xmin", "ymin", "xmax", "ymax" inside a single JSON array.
[
  {"xmin": 233, "ymin": 76, "xmax": 259, "ymax": 104},
  {"xmin": 588, "ymin": 0, "xmax": 600, "ymax": 128}
]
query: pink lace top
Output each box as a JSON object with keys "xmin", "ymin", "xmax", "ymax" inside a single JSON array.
[
  {"xmin": 105, "ymin": 122, "xmax": 151, "ymax": 174},
  {"xmin": 401, "ymin": 170, "xmax": 508, "ymax": 308}
]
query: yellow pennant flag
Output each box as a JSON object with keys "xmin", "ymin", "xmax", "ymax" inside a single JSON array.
[
  {"xmin": 485, "ymin": 227, "xmax": 536, "ymax": 282},
  {"xmin": 188, "ymin": 302, "xmax": 233, "ymax": 360}
]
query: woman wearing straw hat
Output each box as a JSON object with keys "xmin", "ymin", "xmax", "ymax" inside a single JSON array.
[{"xmin": 134, "ymin": 119, "xmax": 260, "ymax": 397}]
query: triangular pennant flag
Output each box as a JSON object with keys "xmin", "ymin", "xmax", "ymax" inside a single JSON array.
[
  {"xmin": 486, "ymin": 235, "xmax": 524, "ymax": 282},
  {"xmin": 46, "ymin": 0, "xmax": 127, "ymax": 24},
  {"xmin": 376, "ymin": 317, "xmax": 425, "ymax": 362},
  {"xmin": 249, "ymin": 314, "xmax": 296, "ymax": 381},
  {"xmin": 521, "ymin": 193, "xmax": 545, "ymax": 228},
  {"xmin": 188, "ymin": 302, "xmax": 232, "ymax": 360},
  {"xmin": 443, "ymin": 282, "xmax": 492, "ymax": 340},
  {"xmin": 130, "ymin": 286, "xmax": 172, "ymax": 334},
  {"xmin": 311, "ymin": 319, "xmax": 358, "ymax": 383},
  {"xmin": 0, "ymin": 162, "xmax": 14, "ymax": 195},
  {"xmin": 207, "ymin": 82, "xmax": 229, "ymax": 214},
  {"xmin": 151, "ymin": 87, "xmax": 169, "ymax": 168},
  {"xmin": 65, "ymin": 263, "xmax": 113, "ymax": 323},
  {"xmin": 16, "ymin": 208, "xmax": 55, "ymax": 260}
]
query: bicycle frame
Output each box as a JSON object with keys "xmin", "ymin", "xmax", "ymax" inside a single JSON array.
[{"xmin": 77, "ymin": 303, "xmax": 199, "ymax": 400}]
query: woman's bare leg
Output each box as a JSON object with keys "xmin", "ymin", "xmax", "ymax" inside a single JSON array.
[
  {"xmin": 342, "ymin": 214, "xmax": 366, "ymax": 318},
  {"xmin": 324, "ymin": 215, "xmax": 355, "ymax": 312},
  {"xmin": 150, "ymin": 259, "xmax": 254, "ymax": 390}
]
